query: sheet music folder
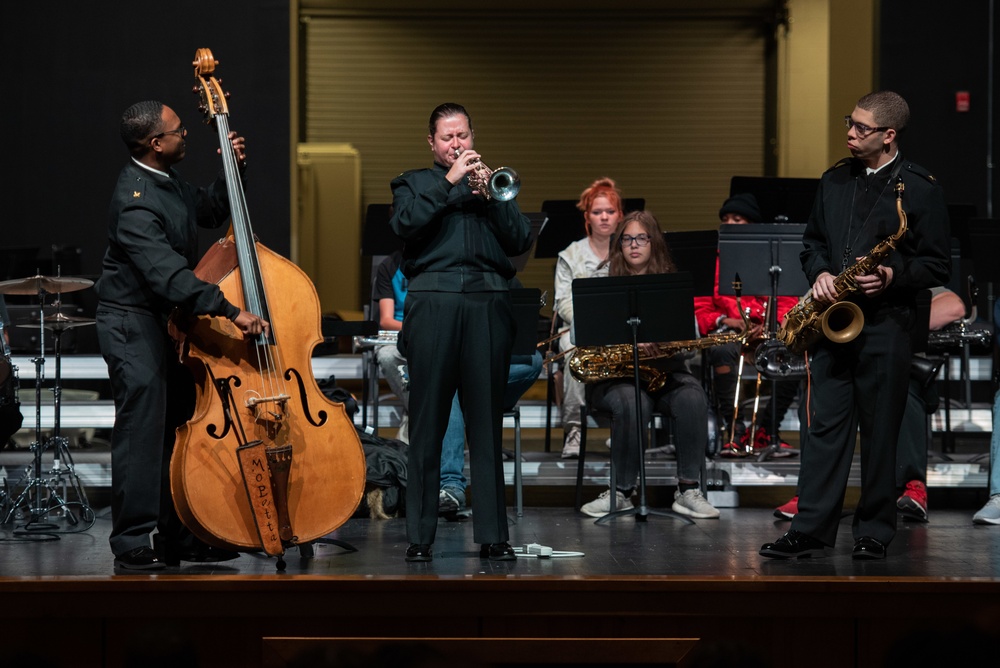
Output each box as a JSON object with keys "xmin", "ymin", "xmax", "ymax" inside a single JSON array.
[{"xmin": 572, "ymin": 273, "xmax": 695, "ymax": 347}]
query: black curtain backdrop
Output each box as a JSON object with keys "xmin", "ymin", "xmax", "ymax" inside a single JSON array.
[
  {"xmin": 1, "ymin": 1, "xmax": 994, "ymax": 285},
  {"xmin": 880, "ymin": 0, "xmax": 999, "ymax": 220},
  {"xmin": 0, "ymin": 1, "xmax": 290, "ymax": 284}
]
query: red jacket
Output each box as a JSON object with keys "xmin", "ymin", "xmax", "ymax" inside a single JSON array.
[{"xmin": 694, "ymin": 255, "xmax": 799, "ymax": 336}]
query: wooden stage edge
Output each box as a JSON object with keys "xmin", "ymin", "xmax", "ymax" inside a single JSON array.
[{"xmin": 2, "ymin": 574, "xmax": 1000, "ymax": 668}]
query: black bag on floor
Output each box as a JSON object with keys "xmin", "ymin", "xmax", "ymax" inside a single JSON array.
[{"xmin": 354, "ymin": 429, "xmax": 408, "ymax": 519}]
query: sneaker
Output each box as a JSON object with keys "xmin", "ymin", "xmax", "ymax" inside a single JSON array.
[
  {"xmin": 397, "ymin": 413, "xmax": 409, "ymax": 444},
  {"xmin": 672, "ymin": 488, "xmax": 721, "ymax": 519},
  {"xmin": 774, "ymin": 495, "xmax": 799, "ymax": 519},
  {"xmin": 438, "ymin": 488, "xmax": 464, "ymax": 515},
  {"xmin": 580, "ymin": 489, "xmax": 633, "ymax": 518},
  {"xmin": 561, "ymin": 426, "xmax": 581, "ymax": 459},
  {"xmin": 896, "ymin": 480, "xmax": 928, "ymax": 521},
  {"xmin": 972, "ymin": 494, "xmax": 1000, "ymax": 525}
]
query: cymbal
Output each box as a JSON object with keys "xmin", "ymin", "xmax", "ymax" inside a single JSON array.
[
  {"xmin": 0, "ymin": 274, "xmax": 94, "ymax": 295},
  {"xmin": 17, "ymin": 312, "xmax": 97, "ymax": 332}
]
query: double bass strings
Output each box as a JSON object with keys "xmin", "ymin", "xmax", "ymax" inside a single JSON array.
[{"xmin": 213, "ymin": 112, "xmax": 288, "ymax": 434}]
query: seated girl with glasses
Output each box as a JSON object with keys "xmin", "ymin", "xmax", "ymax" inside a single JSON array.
[{"xmin": 579, "ymin": 210, "xmax": 720, "ymax": 520}]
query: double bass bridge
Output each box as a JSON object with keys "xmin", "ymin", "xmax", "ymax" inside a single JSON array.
[{"xmin": 245, "ymin": 393, "xmax": 291, "ymax": 421}]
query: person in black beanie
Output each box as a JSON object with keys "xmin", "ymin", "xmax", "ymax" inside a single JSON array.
[
  {"xmin": 695, "ymin": 193, "xmax": 800, "ymax": 456},
  {"xmin": 719, "ymin": 192, "xmax": 761, "ymax": 223}
]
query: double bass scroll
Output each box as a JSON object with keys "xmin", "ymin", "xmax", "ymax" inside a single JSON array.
[{"xmin": 170, "ymin": 49, "xmax": 367, "ymax": 559}]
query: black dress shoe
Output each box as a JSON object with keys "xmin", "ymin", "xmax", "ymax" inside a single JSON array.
[
  {"xmin": 479, "ymin": 542, "xmax": 517, "ymax": 561},
  {"xmin": 114, "ymin": 546, "xmax": 166, "ymax": 571},
  {"xmin": 759, "ymin": 530, "xmax": 826, "ymax": 559},
  {"xmin": 154, "ymin": 534, "xmax": 240, "ymax": 566},
  {"xmin": 852, "ymin": 536, "xmax": 887, "ymax": 560},
  {"xmin": 405, "ymin": 543, "xmax": 432, "ymax": 562}
]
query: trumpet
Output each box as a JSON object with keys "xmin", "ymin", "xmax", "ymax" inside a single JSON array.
[{"xmin": 455, "ymin": 148, "xmax": 520, "ymax": 201}]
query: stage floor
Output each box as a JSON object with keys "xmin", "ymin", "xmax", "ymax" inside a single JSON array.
[
  {"xmin": 2, "ymin": 505, "xmax": 1000, "ymax": 578},
  {"xmin": 2, "ymin": 505, "xmax": 1000, "ymax": 668}
]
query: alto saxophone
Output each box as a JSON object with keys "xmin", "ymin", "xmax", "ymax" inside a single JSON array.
[
  {"xmin": 569, "ymin": 331, "xmax": 744, "ymax": 393},
  {"xmin": 778, "ymin": 178, "xmax": 907, "ymax": 355},
  {"xmin": 568, "ymin": 278, "xmax": 751, "ymax": 393}
]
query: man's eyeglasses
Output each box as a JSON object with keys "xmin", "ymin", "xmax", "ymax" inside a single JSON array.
[
  {"xmin": 151, "ymin": 125, "xmax": 186, "ymax": 140},
  {"xmin": 844, "ymin": 116, "xmax": 888, "ymax": 138},
  {"xmin": 620, "ymin": 233, "xmax": 651, "ymax": 247}
]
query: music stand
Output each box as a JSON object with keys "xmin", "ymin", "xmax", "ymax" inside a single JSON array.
[
  {"xmin": 664, "ymin": 230, "xmax": 719, "ymax": 297},
  {"xmin": 719, "ymin": 224, "xmax": 810, "ymax": 460},
  {"xmin": 510, "ymin": 288, "xmax": 542, "ymax": 356},
  {"xmin": 509, "ymin": 213, "xmax": 546, "ymax": 273},
  {"xmin": 967, "ymin": 219, "xmax": 1000, "ymax": 329},
  {"xmin": 508, "ymin": 288, "xmax": 542, "ymax": 516},
  {"xmin": 572, "ymin": 273, "xmax": 696, "ymax": 525}
]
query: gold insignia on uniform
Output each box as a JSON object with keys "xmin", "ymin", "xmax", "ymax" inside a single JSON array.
[{"xmin": 133, "ymin": 191, "xmax": 142, "ymax": 198}]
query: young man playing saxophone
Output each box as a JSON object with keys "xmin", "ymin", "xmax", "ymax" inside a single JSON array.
[{"xmin": 760, "ymin": 91, "xmax": 950, "ymax": 560}]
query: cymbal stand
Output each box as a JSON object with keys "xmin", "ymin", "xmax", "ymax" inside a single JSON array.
[
  {"xmin": 3, "ymin": 290, "xmax": 90, "ymax": 525},
  {"xmin": 44, "ymin": 298, "xmax": 91, "ymax": 520}
]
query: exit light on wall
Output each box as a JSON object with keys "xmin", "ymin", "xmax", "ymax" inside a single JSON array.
[{"xmin": 956, "ymin": 91, "xmax": 970, "ymax": 112}]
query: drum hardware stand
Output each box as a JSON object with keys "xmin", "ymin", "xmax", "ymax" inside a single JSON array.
[{"xmin": 2, "ymin": 280, "xmax": 94, "ymax": 526}]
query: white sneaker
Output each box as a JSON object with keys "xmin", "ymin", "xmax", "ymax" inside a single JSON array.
[
  {"xmin": 672, "ymin": 488, "xmax": 721, "ymax": 519},
  {"xmin": 973, "ymin": 494, "xmax": 1000, "ymax": 525},
  {"xmin": 580, "ymin": 489, "xmax": 633, "ymax": 518},
  {"xmin": 397, "ymin": 413, "xmax": 409, "ymax": 444},
  {"xmin": 561, "ymin": 426, "xmax": 581, "ymax": 459}
]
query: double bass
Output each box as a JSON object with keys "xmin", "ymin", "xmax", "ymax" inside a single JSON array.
[{"xmin": 170, "ymin": 49, "xmax": 366, "ymax": 563}]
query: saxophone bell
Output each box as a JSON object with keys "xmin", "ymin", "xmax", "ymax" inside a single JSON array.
[{"xmin": 820, "ymin": 300, "xmax": 864, "ymax": 344}]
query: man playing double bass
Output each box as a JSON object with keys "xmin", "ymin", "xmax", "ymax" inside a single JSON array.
[{"xmin": 96, "ymin": 100, "xmax": 268, "ymax": 570}]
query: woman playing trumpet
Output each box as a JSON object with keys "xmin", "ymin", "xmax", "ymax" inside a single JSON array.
[
  {"xmin": 389, "ymin": 103, "xmax": 533, "ymax": 562},
  {"xmin": 580, "ymin": 210, "xmax": 720, "ymax": 520}
]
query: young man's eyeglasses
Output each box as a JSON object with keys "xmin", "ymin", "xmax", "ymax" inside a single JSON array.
[
  {"xmin": 844, "ymin": 116, "xmax": 888, "ymax": 138},
  {"xmin": 620, "ymin": 234, "xmax": 651, "ymax": 247}
]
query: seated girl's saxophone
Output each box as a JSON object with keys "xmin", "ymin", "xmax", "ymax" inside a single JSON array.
[
  {"xmin": 569, "ymin": 277, "xmax": 750, "ymax": 392},
  {"xmin": 777, "ymin": 178, "xmax": 907, "ymax": 355}
]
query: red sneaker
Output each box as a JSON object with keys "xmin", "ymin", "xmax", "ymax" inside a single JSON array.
[
  {"xmin": 897, "ymin": 480, "xmax": 928, "ymax": 521},
  {"xmin": 774, "ymin": 495, "xmax": 798, "ymax": 519}
]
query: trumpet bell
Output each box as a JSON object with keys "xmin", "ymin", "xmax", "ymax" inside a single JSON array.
[
  {"xmin": 821, "ymin": 300, "xmax": 864, "ymax": 344},
  {"xmin": 488, "ymin": 167, "xmax": 520, "ymax": 201}
]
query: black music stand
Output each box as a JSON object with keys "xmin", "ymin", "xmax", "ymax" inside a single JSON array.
[
  {"xmin": 719, "ymin": 224, "xmax": 810, "ymax": 460},
  {"xmin": 509, "ymin": 213, "xmax": 546, "ymax": 272},
  {"xmin": 664, "ymin": 230, "xmax": 719, "ymax": 297},
  {"xmin": 967, "ymin": 219, "xmax": 1000, "ymax": 329},
  {"xmin": 508, "ymin": 287, "xmax": 542, "ymax": 517},
  {"xmin": 572, "ymin": 273, "xmax": 697, "ymax": 525}
]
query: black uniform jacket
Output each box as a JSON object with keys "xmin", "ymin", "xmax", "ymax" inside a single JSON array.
[
  {"xmin": 801, "ymin": 154, "xmax": 951, "ymax": 312},
  {"xmin": 389, "ymin": 163, "xmax": 532, "ymax": 292},
  {"xmin": 96, "ymin": 161, "xmax": 240, "ymax": 321}
]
